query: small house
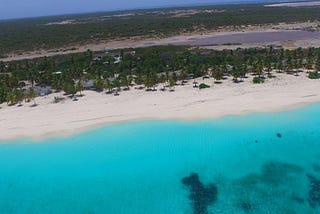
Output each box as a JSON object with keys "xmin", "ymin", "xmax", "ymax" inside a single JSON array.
[
  {"xmin": 187, "ymin": 74, "xmax": 194, "ymax": 80},
  {"xmin": 82, "ymin": 80, "xmax": 96, "ymax": 90},
  {"xmin": 34, "ymin": 86, "xmax": 52, "ymax": 96},
  {"xmin": 93, "ymin": 56, "xmax": 102, "ymax": 61},
  {"xmin": 114, "ymin": 56, "xmax": 122, "ymax": 64}
]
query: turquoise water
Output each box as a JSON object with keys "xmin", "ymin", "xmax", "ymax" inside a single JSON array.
[{"xmin": 1, "ymin": 103, "xmax": 320, "ymax": 214}]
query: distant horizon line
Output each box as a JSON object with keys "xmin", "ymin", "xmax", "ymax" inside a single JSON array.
[{"xmin": 0, "ymin": 0, "xmax": 307, "ymax": 22}]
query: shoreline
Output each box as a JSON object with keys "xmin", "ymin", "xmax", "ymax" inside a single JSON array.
[
  {"xmin": 1, "ymin": 73, "xmax": 319, "ymax": 142},
  {"xmin": 22, "ymin": 101, "xmax": 320, "ymax": 143}
]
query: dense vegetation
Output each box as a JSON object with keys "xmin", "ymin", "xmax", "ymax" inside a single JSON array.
[
  {"xmin": 1, "ymin": 4, "xmax": 320, "ymax": 56},
  {"xmin": 1, "ymin": 45, "xmax": 320, "ymax": 106}
]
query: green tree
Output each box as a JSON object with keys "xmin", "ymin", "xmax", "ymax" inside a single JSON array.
[
  {"xmin": 76, "ymin": 81, "xmax": 84, "ymax": 96},
  {"xmin": 179, "ymin": 70, "xmax": 188, "ymax": 85},
  {"xmin": 29, "ymin": 87, "xmax": 37, "ymax": 106},
  {"xmin": 231, "ymin": 65, "xmax": 240, "ymax": 83},
  {"xmin": 212, "ymin": 66, "xmax": 223, "ymax": 83},
  {"xmin": 63, "ymin": 82, "xmax": 77, "ymax": 96},
  {"xmin": 315, "ymin": 55, "xmax": 320, "ymax": 71},
  {"xmin": 169, "ymin": 76, "xmax": 176, "ymax": 91},
  {"xmin": 94, "ymin": 78, "xmax": 105, "ymax": 92},
  {"xmin": 104, "ymin": 79, "xmax": 113, "ymax": 94}
]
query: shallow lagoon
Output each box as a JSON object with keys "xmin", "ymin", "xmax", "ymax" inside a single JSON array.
[
  {"xmin": 0, "ymin": 103, "xmax": 320, "ymax": 213},
  {"xmin": 174, "ymin": 31, "xmax": 320, "ymax": 46}
]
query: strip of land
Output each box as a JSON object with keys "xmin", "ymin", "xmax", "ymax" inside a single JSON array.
[
  {"xmin": 0, "ymin": 72, "xmax": 319, "ymax": 141},
  {"xmin": 2, "ymin": 21, "xmax": 320, "ymax": 62},
  {"xmin": 265, "ymin": 1, "xmax": 320, "ymax": 7}
]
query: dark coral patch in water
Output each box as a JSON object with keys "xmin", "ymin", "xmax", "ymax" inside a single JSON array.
[
  {"xmin": 312, "ymin": 164, "xmax": 320, "ymax": 172},
  {"xmin": 291, "ymin": 195, "xmax": 305, "ymax": 204},
  {"xmin": 238, "ymin": 201, "xmax": 253, "ymax": 213},
  {"xmin": 276, "ymin": 133, "xmax": 282, "ymax": 138},
  {"xmin": 307, "ymin": 174, "xmax": 320, "ymax": 208},
  {"xmin": 182, "ymin": 173, "xmax": 217, "ymax": 214},
  {"xmin": 260, "ymin": 161, "xmax": 303, "ymax": 185}
]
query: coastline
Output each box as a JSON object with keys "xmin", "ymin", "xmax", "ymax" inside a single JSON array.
[{"xmin": 1, "ymin": 73, "xmax": 319, "ymax": 142}]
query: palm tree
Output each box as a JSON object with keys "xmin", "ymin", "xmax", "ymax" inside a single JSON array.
[
  {"xmin": 306, "ymin": 56, "xmax": 314, "ymax": 70},
  {"xmin": 254, "ymin": 61, "xmax": 264, "ymax": 78},
  {"xmin": 212, "ymin": 66, "xmax": 223, "ymax": 83},
  {"xmin": 120, "ymin": 75, "xmax": 130, "ymax": 91},
  {"xmin": 201, "ymin": 64, "xmax": 210, "ymax": 78},
  {"xmin": 315, "ymin": 55, "xmax": 320, "ymax": 71},
  {"xmin": 151, "ymin": 72, "xmax": 158, "ymax": 91},
  {"xmin": 239, "ymin": 64, "xmax": 247, "ymax": 80},
  {"xmin": 104, "ymin": 79, "xmax": 113, "ymax": 94},
  {"xmin": 275, "ymin": 61, "xmax": 284, "ymax": 73},
  {"xmin": 76, "ymin": 81, "xmax": 84, "ymax": 96},
  {"xmin": 134, "ymin": 74, "xmax": 143, "ymax": 86},
  {"xmin": 0, "ymin": 61, "xmax": 4, "ymax": 73},
  {"xmin": 29, "ymin": 87, "xmax": 37, "ymax": 106},
  {"xmin": 179, "ymin": 70, "xmax": 188, "ymax": 85},
  {"xmin": 113, "ymin": 79, "xmax": 121, "ymax": 96},
  {"xmin": 169, "ymin": 76, "xmax": 176, "ymax": 92},
  {"xmin": 28, "ymin": 69, "xmax": 39, "ymax": 87},
  {"xmin": 127, "ymin": 75, "xmax": 134, "ymax": 87},
  {"xmin": 265, "ymin": 61, "xmax": 272, "ymax": 76},
  {"xmin": 63, "ymin": 82, "xmax": 77, "ymax": 97},
  {"xmin": 171, "ymin": 73, "xmax": 178, "ymax": 86},
  {"xmin": 144, "ymin": 74, "xmax": 152, "ymax": 91},
  {"xmin": 0, "ymin": 86, "xmax": 8, "ymax": 104},
  {"xmin": 231, "ymin": 65, "xmax": 240, "ymax": 83},
  {"xmin": 94, "ymin": 78, "xmax": 104, "ymax": 92},
  {"xmin": 6, "ymin": 89, "xmax": 22, "ymax": 106},
  {"xmin": 6, "ymin": 90, "xmax": 16, "ymax": 106},
  {"xmin": 16, "ymin": 89, "xmax": 24, "ymax": 106},
  {"xmin": 159, "ymin": 74, "xmax": 167, "ymax": 91}
]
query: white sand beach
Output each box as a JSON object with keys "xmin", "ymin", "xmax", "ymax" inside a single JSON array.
[{"xmin": 0, "ymin": 72, "xmax": 320, "ymax": 141}]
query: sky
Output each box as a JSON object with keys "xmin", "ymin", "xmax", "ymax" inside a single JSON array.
[{"xmin": 0, "ymin": 0, "xmax": 291, "ymax": 20}]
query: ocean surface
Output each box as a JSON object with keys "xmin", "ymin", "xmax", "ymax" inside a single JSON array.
[{"xmin": 0, "ymin": 103, "xmax": 320, "ymax": 214}]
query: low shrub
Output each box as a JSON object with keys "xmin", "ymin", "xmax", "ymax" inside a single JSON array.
[
  {"xmin": 253, "ymin": 77, "xmax": 265, "ymax": 84},
  {"xmin": 267, "ymin": 73, "xmax": 276, "ymax": 78},
  {"xmin": 199, "ymin": 83, "xmax": 210, "ymax": 89},
  {"xmin": 308, "ymin": 71, "xmax": 320, "ymax": 79}
]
